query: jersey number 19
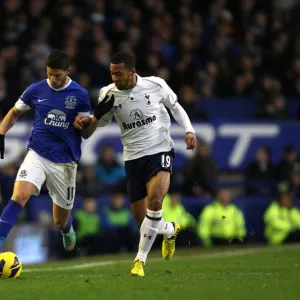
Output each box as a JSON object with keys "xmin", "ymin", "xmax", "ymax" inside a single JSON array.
[{"xmin": 161, "ymin": 154, "xmax": 171, "ymax": 168}]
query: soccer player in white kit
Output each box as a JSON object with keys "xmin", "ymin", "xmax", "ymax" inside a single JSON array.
[
  {"xmin": 74, "ymin": 52, "xmax": 197, "ymax": 276},
  {"xmin": 0, "ymin": 50, "xmax": 91, "ymax": 252}
]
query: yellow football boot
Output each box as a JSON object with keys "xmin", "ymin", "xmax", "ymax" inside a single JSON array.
[
  {"xmin": 162, "ymin": 222, "xmax": 180, "ymax": 260},
  {"xmin": 131, "ymin": 260, "xmax": 145, "ymax": 277}
]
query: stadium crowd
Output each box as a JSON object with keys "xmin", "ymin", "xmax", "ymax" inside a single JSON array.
[
  {"xmin": 0, "ymin": 0, "xmax": 300, "ymax": 119},
  {"xmin": 1, "ymin": 0, "xmax": 300, "ymax": 258}
]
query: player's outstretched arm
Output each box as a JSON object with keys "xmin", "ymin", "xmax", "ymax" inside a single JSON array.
[
  {"xmin": 160, "ymin": 79, "xmax": 197, "ymax": 150},
  {"xmin": 0, "ymin": 107, "xmax": 24, "ymax": 159},
  {"xmin": 167, "ymin": 102, "xmax": 197, "ymax": 150}
]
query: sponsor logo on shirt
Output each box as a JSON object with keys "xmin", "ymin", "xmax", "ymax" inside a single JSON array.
[
  {"xmin": 130, "ymin": 109, "xmax": 143, "ymax": 120},
  {"xmin": 44, "ymin": 109, "xmax": 70, "ymax": 129},
  {"xmin": 122, "ymin": 109, "xmax": 156, "ymax": 130}
]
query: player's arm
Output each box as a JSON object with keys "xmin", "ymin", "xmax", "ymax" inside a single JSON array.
[
  {"xmin": 0, "ymin": 107, "xmax": 25, "ymax": 159},
  {"xmin": 0, "ymin": 84, "xmax": 33, "ymax": 136},
  {"xmin": 162, "ymin": 82, "xmax": 197, "ymax": 150},
  {"xmin": 74, "ymin": 94, "xmax": 115, "ymax": 139},
  {"xmin": 75, "ymin": 116, "xmax": 98, "ymax": 139},
  {"xmin": 0, "ymin": 106, "xmax": 24, "ymax": 135},
  {"xmin": 0, "ymin": 85, "xmax": 33, "ymax": 158}
]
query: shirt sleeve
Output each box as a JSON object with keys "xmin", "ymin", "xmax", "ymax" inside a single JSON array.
[
  {"xmin": 15, "ymin": 84, "xmax": 34, "ymax": 112},
  {"xmin": 77, "ymin": 89, "xmax": 92, "ymax": 117},
  {"xmin": 97, "ymin": 87, "xmax": 114, "ymax": 127},
  {"xmin": 161, "ymin": 80, "xmax": 195, "ymax": 133}
]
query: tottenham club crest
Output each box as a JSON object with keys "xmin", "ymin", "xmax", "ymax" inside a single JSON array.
[
  {"xmin": 65, "ymin": 95, "xmax": 77, "ymax": 109},
  {"xmin": 145, "ymin": 94, "xmax": 151, "ymax": 105}
]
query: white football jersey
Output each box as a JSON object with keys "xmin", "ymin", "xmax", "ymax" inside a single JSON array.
[{"xmin": 97, "ymin": 75, "xmax": 188, "ymax": 161}]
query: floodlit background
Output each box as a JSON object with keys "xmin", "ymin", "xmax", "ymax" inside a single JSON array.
[{"xmin": 0, "ymin": 0, "xmax": 300, "ymax": 264}]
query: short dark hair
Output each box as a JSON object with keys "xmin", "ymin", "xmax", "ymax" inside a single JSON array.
[
  {"xmin": 46, "ymin": 50, "xmax": 70, "ymax": 70},
  {"xmin": 111, "ymin": 52, "xmax": 135, "ymax": 68}
]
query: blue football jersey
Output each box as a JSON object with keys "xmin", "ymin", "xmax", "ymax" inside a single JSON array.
[{"xmin": 16, "ymin": 79, "xmax": 91, "ymax": 163}]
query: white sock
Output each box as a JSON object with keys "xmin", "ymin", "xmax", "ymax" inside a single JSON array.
[
  {"xmin": 134, "ymin": 209, "xmax": 161, "ymax": 264},
  {"xmin": 158, "ymin": 217, "xmax": 174, "ymax": 239}
]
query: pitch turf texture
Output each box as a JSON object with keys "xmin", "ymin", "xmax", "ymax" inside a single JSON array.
[{"xmin": 0, "ymin": 245, "xmax": 299, "ymax": 300}]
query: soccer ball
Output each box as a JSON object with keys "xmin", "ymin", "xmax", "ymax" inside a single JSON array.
[{"xmin": 0, "ymin": 252, "xmax": 22, "ymax": 279}]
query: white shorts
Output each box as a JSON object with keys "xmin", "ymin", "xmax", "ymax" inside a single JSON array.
[{"xmin": 15, "ymin": 149, "xmax": 77, "ymax": 209}]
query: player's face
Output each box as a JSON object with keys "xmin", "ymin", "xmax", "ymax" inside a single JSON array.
[
  {"xmin": 47, "ymin": 67, "xmax": 70, "ymax": 89},
  {"xmin": 110, "ymin": 63, "xmax": 135, "ymax": 90}
]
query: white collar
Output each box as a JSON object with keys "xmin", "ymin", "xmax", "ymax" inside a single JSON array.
[
  {"xmin": 135, "ymin": 74, "xmax": 142, "ymax": 87},
  {"xmin": 47, "ymin": 77, "xmax": 72, "ymax": 91}
]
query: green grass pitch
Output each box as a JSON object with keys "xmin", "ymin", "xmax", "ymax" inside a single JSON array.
[{"xmin": 0, "ymin": 244, "xmax": 299, "ymax": 300}]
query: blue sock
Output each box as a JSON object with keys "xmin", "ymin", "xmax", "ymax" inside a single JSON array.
[
  {"xmin": 0, "ymin": 200, "xmax": 23, "ymax": 247},
  {"xmin": 62, "ymin": 215, "xmax": 73, "ymax": 233}
]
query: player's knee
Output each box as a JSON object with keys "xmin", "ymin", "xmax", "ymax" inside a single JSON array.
[
  {"xmin": 11, "ymin": 191, "xmax": 31, "ymax": 207},
  {"xmin": 147, "ymin": 193, "xmax": 163, "ymax": 211}
]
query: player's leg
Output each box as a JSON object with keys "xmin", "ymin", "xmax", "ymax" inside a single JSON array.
[
  {"xmin": 46, "ymin": 161, "xmax": 77, "ymax": 251},
  {"xmin": 125, "ymin": 157, "xmax": 149, "ymax": 276},
  {"xmin": 130, "ymin": 198, "xmax": 147, "ymax": 227},
  {"xmin": 52, "ymin": 202, "xmax": 75, "ymax": 251},
  {"xmin": 133, "ymin": 150, "xmax": 179, "ymax": 267},
  {"xmin": 131, "ymin": 195, "xmax": 174, "ymax": 236},
  {"xmin": 0, "ymin": 150, "xmax": 46, "ymax": 248},
  {"xmin": 0, "ymin": 182, "xmax": 35, "ymax": 248},
  {"xmin": 133, "ymin": 171, "xmax": 177, "ymax": 265},
  {"xmin": 147, "ymin": 171, "xmax": 180, "ymax": 260}
]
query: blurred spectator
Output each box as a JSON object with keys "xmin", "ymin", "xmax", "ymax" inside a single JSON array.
[
  {"xmin": 73, "ymin": 198, "xmax": 102, "ymax": 256},
  {"xmin": 178, "ymin": 85, "xmax": 208, "ymax": 121},
  {"xmin": 101, "ymin": 193, "xmax": 138, "ymax": 253},
  {"xmin": 245, "ymin": 146, "xmax": 276, "ymax": 196},
  {"xmin": 256, "ymin": 93, "xmax": 288, "ymax": 120},
  {"xmin": 76, "ymin": 165, "xmax": 103, "ymax": 198},
  {"xmin": 95, "ymin": 144, "xmax": 125, "ymax": 193},
  {"xmin": 285, "ymin": 56, "xmax": 300, "ymax": 94},
  {"xmin": 276, "ymin": 145, "xmax": 300, "ymax": 196},
  {"xmin": 292, "ymin": 76, "xmax": 300, "ymax": 98},
  {"xmin": 182, "ymin": 139, "xmax": 218, "ymax": 196},
  {"xmin": 255, "ymin": 75, "xmax": 280, "ymax": 106},
  {"xmin": 162, "ymin": 193, "xmax": 198, "ymax": 247},
  {"xmin": 264, "ymin": 182, "xmax": 300, "ymax": 245},
  {"xmin": 197, "ymin": 188, "xmax": 246, "ymax": 247},
  {"xmin": 276, "ymin": 145, "xmax": 299, "ymax": 182}
]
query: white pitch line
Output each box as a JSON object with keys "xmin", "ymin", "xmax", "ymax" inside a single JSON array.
[
  {"xmin": 23, "ymin": 261, "xmax": 116, "ymax": 273},
  {"xmin": 23, "ymin": 244, "xmax": 300, "ymax": 273}
]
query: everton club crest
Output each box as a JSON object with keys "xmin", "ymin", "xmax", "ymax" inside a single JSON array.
[{"xmin": 65, "ymin": 95, "xmax": 77, "ymax": 109}]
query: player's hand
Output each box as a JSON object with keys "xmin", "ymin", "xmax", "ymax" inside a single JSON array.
[
  {"xmin": 94, "ymin": 94, "xmax": 115, "ymax": 120},
  {"xmin": 185, "ymin": 132, "xmax": 197, "ymax": 150},
  {"xmin": 0, "ymin": 134, "xmax": 5, "ymax": 159},
  {"xmin": 73, "ymin": 116, "xmax": 91, "ymax": 130}
]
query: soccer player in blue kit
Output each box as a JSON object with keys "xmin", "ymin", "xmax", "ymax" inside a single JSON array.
[{"xmin": 0, "ymin": 50, "xmax": 92, "ymax": 251}]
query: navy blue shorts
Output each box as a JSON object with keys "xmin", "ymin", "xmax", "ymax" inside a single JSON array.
[{"xmin": 125, "ymin": 149, "xmax": 175, "ymax": 203}]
